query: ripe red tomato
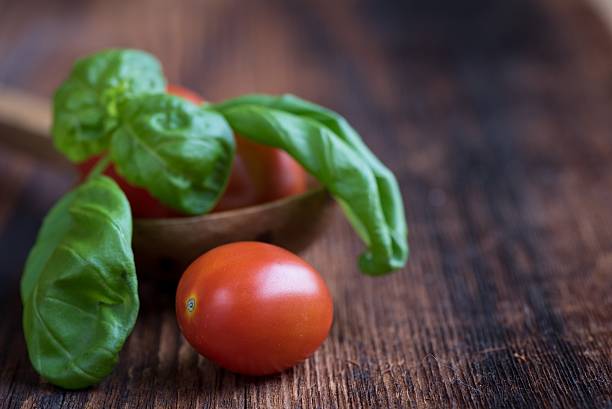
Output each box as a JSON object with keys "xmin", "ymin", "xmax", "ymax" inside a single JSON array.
[
  {"xmin": 175, "ymin": 242, "xmax": 333, "ymax": 375},
  {"xmin": 213, "ymin": 135, "xmax": 308, "ymax": 212}
]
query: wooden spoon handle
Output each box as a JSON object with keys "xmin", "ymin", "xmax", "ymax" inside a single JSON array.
[{"xmin": 0, "ymin": 87, "xmax": 71, "ymax": 169}]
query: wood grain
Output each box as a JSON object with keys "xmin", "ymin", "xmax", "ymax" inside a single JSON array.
[{"xmin": 0, "ymin": 0, "xmax": 611, "ymax": 408}]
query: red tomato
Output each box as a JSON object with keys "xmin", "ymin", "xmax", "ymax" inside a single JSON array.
[
  {"xmin": 175, "ymin": 242, "xmax": 333, "ymax": 375},
  {"xmin": 213, "ymin": 136, "xmax": 308, "ymax": 212}
]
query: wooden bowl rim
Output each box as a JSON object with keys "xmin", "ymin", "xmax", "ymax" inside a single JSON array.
[{"xmin": 134, "ymin": 186, "xmax": 329, "ymax": 228}]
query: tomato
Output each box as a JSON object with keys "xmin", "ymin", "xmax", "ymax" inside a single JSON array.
[
  {"xmin": 213, "ymin": 136, "xmax": 308, "ymax": 212},
  {"xmin": 175, "ymin": 242, "xmax": 333, "ymax": 375},
  {"xmin": 77, "ymin": 85, "xmax": 308, "ymax": 217},
  {"xmin": 166, "ymin": 84, "xmax": 204, "ymax": 104}
]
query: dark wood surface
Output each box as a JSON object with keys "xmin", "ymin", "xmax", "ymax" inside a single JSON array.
[{"xmin": 1, "ymin": 0, "xmax": 612, "ymax": 407}]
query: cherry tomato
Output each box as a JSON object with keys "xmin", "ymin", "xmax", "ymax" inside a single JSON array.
[
  {"xmin": 213, "ymin": 136, "xmax": 308, "ymax": 212},
  {"xmin": 175, "ymin": 242, "xmax": 333, "ymax": 375}
]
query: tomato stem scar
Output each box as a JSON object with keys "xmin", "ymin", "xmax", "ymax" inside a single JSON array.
[{"xmin": 186, "ymin": 297, "xmax": 196, "ymax": 313}]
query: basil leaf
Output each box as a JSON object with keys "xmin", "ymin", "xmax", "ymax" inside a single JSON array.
[
  {"xmin": 21, "ymin": 176, "xmax": 138, "ymax": 389},
  {"xmin": 110, "ymin": 94, "xmax": 235, "ymax": 215},
  {"xmin": 212, "ymin": 96, "xmax": 408, "ymax": 275},
  {"xmin": 52, "ymin": 49, "xmax": 166, "ymax": 162}
]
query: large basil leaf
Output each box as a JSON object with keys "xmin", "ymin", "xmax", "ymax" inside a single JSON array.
[
  {"xmin": 21, "ymin": 176, "xmax": 138, "ymax": 389},
  {"xmin": 212, "ymin": 96, "xmax": 409, "ymax": 275},
  {"xmin": 52, "ymin": 49, "xmax": 166, "ymax": 162},
  {"xmin": 110, "ymin": 94, "xmax": 235, "ymax": 215}
]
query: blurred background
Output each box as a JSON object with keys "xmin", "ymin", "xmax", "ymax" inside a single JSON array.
[{"xmin": 1, "ymin": 0, "xmax": 612, "ymax": 407}]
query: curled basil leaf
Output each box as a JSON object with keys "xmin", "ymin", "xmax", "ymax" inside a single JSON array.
[
  {"xmin": 21, "ymin": 176, "xmax": 138, "ymax": 389},
  {"xmin": 212, "ymin": 95, "xmax": 408, "ymax": 275},
  {"xmin": 52, "ymin": 49, "xmax": 166, "ymax": 162},
  {"xmin": 110, "ymin": 94, "xmax": 235, "ymax": 215}
]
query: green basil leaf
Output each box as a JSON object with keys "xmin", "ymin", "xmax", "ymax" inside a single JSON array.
[
  {"xmin": 212, "ymin": 96, "xmax": 408, "ymax": 275},
  {"xmin": 52, "ymin": 49, "xmax": 166, "ymax": 162},
  {"xmin": 110, "ymin": 94, "xmax": 235, "ymax": 215},
  {"xmin": 21, "ymin": 176, "xmax": 138, "ymax": 389}
]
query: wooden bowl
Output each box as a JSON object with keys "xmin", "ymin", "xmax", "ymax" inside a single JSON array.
[
  {"xmin": 0, "ymin": 87, "xmax": 335, "ymax": 277},
  {"xmin": 133, "ymin": 187, "xmax": 334, "ymax": 277}
]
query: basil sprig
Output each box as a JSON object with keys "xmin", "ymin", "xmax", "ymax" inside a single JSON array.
[
  {"xmin": 52, "ymin": 49, "xmax": 234, "ymax": 215},
  {"xmin": 21, "ymin": 176, "xmax": 138, "ymax": 389},
  {"xmin": 53, "ymin": 49, "xmax": 166, "ymax": 162},
  {"xmin": 212, "ymin": 95, "xmax": 408, "ymax": 275},
  {"xmin": 23, "ymin": 48, "xmax": 409, "ymax": 389}
]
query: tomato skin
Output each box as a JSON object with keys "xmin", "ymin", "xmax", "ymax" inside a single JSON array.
[
  {"xmin": 213, "ymin": 136, "xmax": 308, "ymax": 212},
  {"xmin": 76, "ymin": 157, "xmax": 183, "ymax": 218},
  {"xmin": 175, "ymin": 242, "xmax": 333, "ymax": 375},
  {"xmin": 166, "ymin": 84, "xmax": 204, "ymax": 104}
]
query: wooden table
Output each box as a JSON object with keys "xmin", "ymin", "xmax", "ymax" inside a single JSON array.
[{"xmin": 1, "ymin": 0, "xmax": 611, "ymax": 407}]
